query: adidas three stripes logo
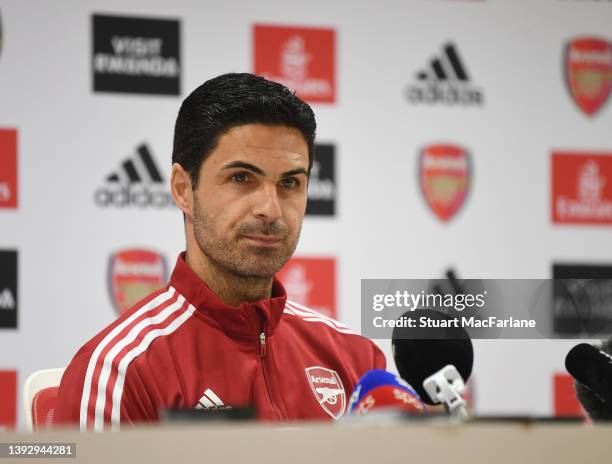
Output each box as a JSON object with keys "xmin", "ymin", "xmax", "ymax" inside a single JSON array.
[
  {"xmin": 416, "ymin": 43, "xmax": 470, "ymax": 82},
  {"xmin": 195, "ymin": 388, "xmax": 232, "ymax": 410},
  {"xmin": 106, "ymin": 144, "xmax": 164, "ymax": 184}
]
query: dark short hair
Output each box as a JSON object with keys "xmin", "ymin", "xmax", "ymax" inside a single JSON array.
[{"xmin": 172, "ymin": 73, "xmax": 317, "ymax": 188}]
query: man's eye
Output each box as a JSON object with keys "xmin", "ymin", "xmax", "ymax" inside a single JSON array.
[
  {"xmin": 280, "ymin": 178, "xmax": 299, "ymax": 189},
  {"xmin": 232, "ymin": 173, "xmax": 249, "ymax": 183}
]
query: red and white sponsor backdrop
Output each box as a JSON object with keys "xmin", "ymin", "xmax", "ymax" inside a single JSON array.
[{"xmin": 1, "ymin": 0, "xmax": 611, "ymax": 428}]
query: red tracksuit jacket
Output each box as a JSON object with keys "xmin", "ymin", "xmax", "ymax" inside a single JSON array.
[{"xmin": 55, "ymin": 253, "xmax": 386, "ymax": 430}]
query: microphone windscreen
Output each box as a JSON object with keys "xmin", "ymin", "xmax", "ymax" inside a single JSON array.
[
  {"xmin": 568, "ymin": 339, "xmax": 612, "ymax": 421},
  {"xmin": 565, "ymin": 343, "xmax": 612, "ymax": 403},
  {"xmin": 392, "ymin": 310, "xmax": 473, "ymax": 405}
]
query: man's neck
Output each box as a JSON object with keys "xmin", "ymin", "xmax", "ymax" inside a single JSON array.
[{"xmin": 185, "ymin": 250, "xmax": 274, "ymax": 308}]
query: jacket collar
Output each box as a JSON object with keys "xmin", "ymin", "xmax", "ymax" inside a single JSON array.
[{"xmin": 169, "ymin": 252, "xmax": 287, "ymax": 338}]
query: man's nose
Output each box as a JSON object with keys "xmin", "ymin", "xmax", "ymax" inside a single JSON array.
[{"xmin": 252, "ymin": 184, "xmax": 282, "ymax": 223}]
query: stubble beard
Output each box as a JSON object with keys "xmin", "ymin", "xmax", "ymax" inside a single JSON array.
[{"xmin": 192, "ymin": 196, "xmax": 302, "ymax": 279}]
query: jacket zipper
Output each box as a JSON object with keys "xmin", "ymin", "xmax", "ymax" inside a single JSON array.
[
  {"xmin": 259, "ymin": 332, "xmax": 267, "ymax": 357},
  {"xmin": 259, "ymin": 331, "xmax": 282, "ymax": 419}
]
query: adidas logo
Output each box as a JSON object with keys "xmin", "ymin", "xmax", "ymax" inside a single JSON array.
[
  {"xmin": 106, "ymin": 144, "xmax": 163, "ymax": 184},
  {"xmin": 416, "ymin": 43, "xmax": 469, "ymax": 82},
  {"xmin": 194, "ymin": 388, "xmax": 232, "ymax": 410},
  {"xmin": 94, "ymin": 143, "xmax": 174, "ymax": 208},
  {"xmin": 405, "ymin": 43, "xmax": 484, "ymax": 106},
  {"xmin": 0, "ymin": 289, "xmax": 15, "ymax": 310}
]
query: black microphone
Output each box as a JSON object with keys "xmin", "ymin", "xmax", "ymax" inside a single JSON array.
[
  {"xmin": 565, "ymin": 341, "xmax": 612, "ymax": 420},
  {"xmin": 392, "ymin": 309, "xmax": 473, "ymax": 417}
]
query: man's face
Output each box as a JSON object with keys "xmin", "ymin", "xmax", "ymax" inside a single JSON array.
[{"xmin": 191, "ymin": 124, "xmax": 309, "ymax": 279}]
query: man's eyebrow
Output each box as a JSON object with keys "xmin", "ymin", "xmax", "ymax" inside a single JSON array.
[
  {"xmin": 281, "ymin": 168, "xmax": 309, "ymax": 178},
  {"xmin": 221, "ymin": 161, "xmax": 265, "ymax": 176},
  {"xmin": 221, "ymin": 161, "xmax": 309, "ymax": 179}
]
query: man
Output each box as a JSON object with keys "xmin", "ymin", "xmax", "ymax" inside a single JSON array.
[{"xmin": 55, "ymin": 73, "xmax": 386, "ymax": 430}]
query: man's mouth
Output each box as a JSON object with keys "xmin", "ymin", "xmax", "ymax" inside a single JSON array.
[{"xmin": 242, "ymin": 235, "xmax": 283, "ymax": 247}]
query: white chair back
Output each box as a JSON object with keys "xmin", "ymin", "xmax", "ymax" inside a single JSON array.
[{"xmin": 23, "ymin": 368, "xmax": 65, "ymax": 431}]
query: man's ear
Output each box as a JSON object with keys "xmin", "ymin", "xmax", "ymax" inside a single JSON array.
[{"xmin": 171, "ymin": 163, "xmax": 193, "ymax": 217}]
